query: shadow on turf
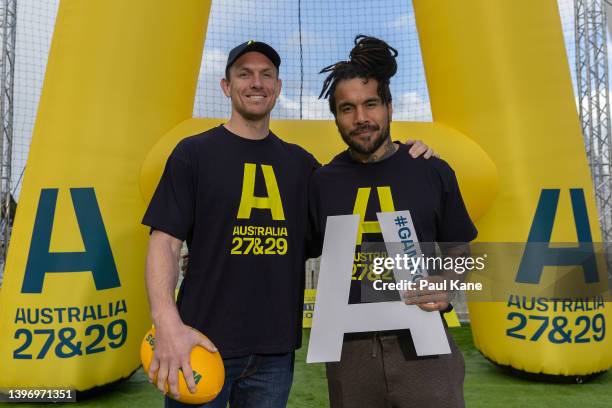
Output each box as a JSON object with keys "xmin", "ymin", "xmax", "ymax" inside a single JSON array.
[
  {"xmin": 74, "ymin": 366, "xmax": 144, "ymax": 401},
  {"xmin": 481, "ymin": 354, "xmax": 608, "ymax": 384}
]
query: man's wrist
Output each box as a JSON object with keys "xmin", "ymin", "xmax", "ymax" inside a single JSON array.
[{"xmin": 151, "ymin": 307, "xmax": 182, "ymax": 327}]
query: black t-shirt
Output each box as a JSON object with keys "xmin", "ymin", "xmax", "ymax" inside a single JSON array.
[
  {"xmin": 142, "ymin": 125, "xmax": 318, "ymax": 358},
  {"xmin": 308, "ymin": 142, "xmax": 478, "ymax": 304}
]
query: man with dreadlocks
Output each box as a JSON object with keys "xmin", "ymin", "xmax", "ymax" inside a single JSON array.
[{"xmin": 309, "ymin": 35, "xmax": 477, "ymax": 407}]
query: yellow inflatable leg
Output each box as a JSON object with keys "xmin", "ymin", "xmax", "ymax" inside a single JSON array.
[
  {"xmin": 0, "ymin": 0, "xmax": 212, "ymax": 390},
  {"xmin": 414, "ymin": 0, "xmax": 612, "ymax": 375}
]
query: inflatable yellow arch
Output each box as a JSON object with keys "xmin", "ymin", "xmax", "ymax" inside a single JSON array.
[{"xmin": 0, "ymin": 0, "xmax": 609, "ymax": 391}]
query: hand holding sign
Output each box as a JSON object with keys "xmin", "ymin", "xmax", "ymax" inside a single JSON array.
[{"xmin": 403, "ymin": 275, "xmax": 450, "ymax": 312}]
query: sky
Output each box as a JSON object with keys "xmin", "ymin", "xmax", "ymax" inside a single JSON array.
[
  {"xmin": 7, "ymin": 0, "xmax": 604, "ymax": 199},
  {"xmin": 191, "ymin": 0, "xmax": 432, "ymax": 121}
]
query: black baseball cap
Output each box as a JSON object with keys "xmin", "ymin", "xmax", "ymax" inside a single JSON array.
[{"xmin": 226, "ymin": 41, "xmax": 281, "ymax": 72}]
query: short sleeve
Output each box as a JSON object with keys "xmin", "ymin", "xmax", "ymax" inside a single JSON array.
[
  {"xmin": 297, "ymin": 146, "xmax": 321, "ymax": 176},
  {"xmin": 436, "ymin": 162, "xmax": 478, "ymax": 243},
  {"xmin": 308, "ymin": 155, "xmax": 322, "ymax": 173},
  {"xmin": 142, "ymin": 143, "xmax": 195, "ymax": 241},
  {"xmin": 305, "ymin": 173, "xmax": 323, "ymax": 259}
]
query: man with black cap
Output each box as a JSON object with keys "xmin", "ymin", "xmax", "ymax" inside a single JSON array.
[{"xmin": 142, "ymin": 40, "xmax": 436, "ymax": 408}]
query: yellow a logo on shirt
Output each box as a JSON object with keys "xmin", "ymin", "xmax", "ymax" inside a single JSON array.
[
  {"xmin": 237, "ymin": 163, "xmax": 285, "ymax": 220},
  {"xmin": 352, "ymin": 186, "xmax": 396, "ymax": 244}
]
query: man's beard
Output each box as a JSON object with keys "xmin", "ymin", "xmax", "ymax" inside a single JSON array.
[{"xmin": 341, "ymin": 122, "xmax": 390, "ymax": 155}]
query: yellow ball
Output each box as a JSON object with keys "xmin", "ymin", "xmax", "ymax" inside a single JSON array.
[{"xmin": 140, "ymin": 326, "xmax": 225, "ymax": 404}]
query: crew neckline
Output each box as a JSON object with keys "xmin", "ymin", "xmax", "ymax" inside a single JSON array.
[
  {"xmin": 344, "ymin": 141, "xmax": 404, "ymax": 165},
  {"xmin": 220, "ymin": 124, "xmax": 273, "ymax": 144}
]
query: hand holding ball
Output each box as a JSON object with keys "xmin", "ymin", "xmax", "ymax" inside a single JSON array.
[{"xmin": 141, "ymin": 326, "xmax": 224, "ymax": 404}]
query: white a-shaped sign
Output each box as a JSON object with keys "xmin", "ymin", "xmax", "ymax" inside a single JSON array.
[{"xmin": 307, "ymin": 212, "xmax": 450, "ymax": 363}]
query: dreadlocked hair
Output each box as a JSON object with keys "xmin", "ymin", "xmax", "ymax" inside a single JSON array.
[{"xmin": 319, "ymin": 35, "xmax": 398, "ymax": 115}]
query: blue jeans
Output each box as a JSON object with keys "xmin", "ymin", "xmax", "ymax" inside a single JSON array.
[{"xmin": 165, "ymin": 352, "xmax": 294, "ymax": 408}]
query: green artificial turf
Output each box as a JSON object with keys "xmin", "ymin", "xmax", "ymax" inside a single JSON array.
[
  {"xmin": 3, "ymin": 325, "xmax": 611, "ymax": 407},
  {"xmin": 454, "ymin": 326, "xmax": 612, "ymax": 408}
]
